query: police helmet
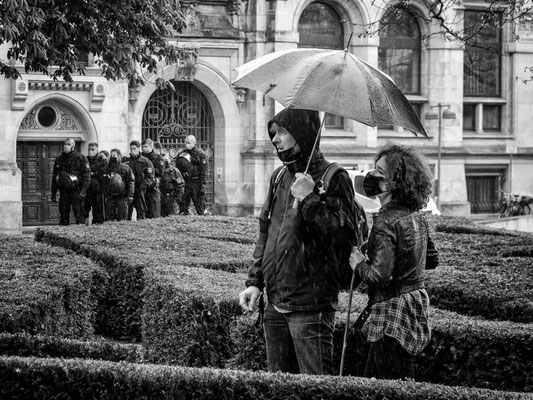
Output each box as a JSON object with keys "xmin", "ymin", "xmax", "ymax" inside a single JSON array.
[
  {"xmin": 56, "ymin": 172, "xmax": 78, "ymax": 189},
  {"xmin": 107, "ymin": 173, "xmax": 124, "ymax": 195}
]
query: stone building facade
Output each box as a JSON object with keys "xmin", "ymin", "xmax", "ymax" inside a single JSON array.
[{"xmin": 1, "ymin": 0, "xmax": 533, "ymax": 234}]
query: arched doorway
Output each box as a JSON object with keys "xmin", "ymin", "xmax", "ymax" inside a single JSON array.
[
  {"xmin": 16, "ymin": 101, "xmax": 88, "ymax": 226},
  {"xmin": 142, "ymin": 81, "xmax": 215, "ymax": 209}
]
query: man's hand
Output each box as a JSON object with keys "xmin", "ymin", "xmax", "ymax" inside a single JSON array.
[
  {"xmin": 79, "ymin": 191, "xmax": 86, "ymax": 200},
  {"xmin": 239, "ymin": 286, "xmax": 261, "ymax": 313},
  {"xmin": 291, "ymin": 173, "xmax": 314, "ymax": 201},
  {"xmin": 349, "ymin": 246, "xmax": 366, "ymax": 271},
  {"xmin": 51, "ymin": 194, "xmax": 57, "ymax": 202}
]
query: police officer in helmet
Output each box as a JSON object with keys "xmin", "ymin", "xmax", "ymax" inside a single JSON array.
[
  {"xmin": 103, "ymin": 148, "xmax": 135, "ymax": 221},
  {"xmin": 176, "ymin": 135, "xmax": 208, "ymax": 215},
  {"xmin": 123, "ymin": 140, "xmax": 155, "ymax": 220},
  {"xmin": 51, "ymin": 138, "xmax": 91, "ymax": 225}
]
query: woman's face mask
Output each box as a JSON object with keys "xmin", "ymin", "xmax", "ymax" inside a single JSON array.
[{"xmin": 363, "ymin": 172, "xmax": 393, "ymax": 198}]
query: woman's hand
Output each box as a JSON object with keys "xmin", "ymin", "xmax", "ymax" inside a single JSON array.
[{"xmin": 349, "ymin": 246, "xmax": 366, "ymax": 270}]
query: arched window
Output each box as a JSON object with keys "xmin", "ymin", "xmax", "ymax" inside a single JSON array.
[
  {"xmin": 298, "ymin": 2, "xmax": 344, "ymax": 49},
  {"xmin": 298, "ymin": 2, "xmax": 344, "ymax": 127},
  {"xmin": 378, "ymin": 8, "xmax": 421, "ymax": 95}
]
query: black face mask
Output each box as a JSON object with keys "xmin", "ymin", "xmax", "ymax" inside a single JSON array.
[
  {"xmin": 109, "ymin": 157, "xmax": 118, "ymax": 165},
  {"xmin": 276, "ymin": 146, "xmax": 303, "ymax": 165},
  {"xmin": 363, "ymin": 174, "xmax": 386, "ymax": 197}
]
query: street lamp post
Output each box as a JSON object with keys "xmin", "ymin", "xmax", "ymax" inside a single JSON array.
[{"xmin": 425, "ymin": 103, "xmax": 456, "ymax": 212}]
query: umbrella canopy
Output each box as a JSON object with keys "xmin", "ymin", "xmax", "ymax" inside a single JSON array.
[{"xmin": 232, "ymin": 48, "xmax": 428, "ymax": 138}]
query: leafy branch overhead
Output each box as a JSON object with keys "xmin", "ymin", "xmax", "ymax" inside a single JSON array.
[{"xmin": 0, "ymin": 0, "xmax": 188, "ymax": 87}]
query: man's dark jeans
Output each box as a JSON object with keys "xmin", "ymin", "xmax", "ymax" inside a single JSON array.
[
  {"xmin": 364, "ymin": 335, "xmax": 416, "ymax": 380},
  {"xmin": 263, "ymin": 303, "xmax": 335, "ymax": 375}
]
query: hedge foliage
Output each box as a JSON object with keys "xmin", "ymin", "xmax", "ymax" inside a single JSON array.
[
  {"xmin": 1, "ymin": 356, "xmax": 531, "ymax": 400},
  {"xmin": 0, "ymin": 214, "xmax": 530, "ymax": 395},
  {"xmin": 0, "ymin": 333, "xmax": 146, "ymax": 364},
  {"xmin": 0, "ymin": 235, "xmax": 107, "ymax": 338},
  {"xmin": 427, "ymin": 216, "xmax": 533, "ymax": 323}
]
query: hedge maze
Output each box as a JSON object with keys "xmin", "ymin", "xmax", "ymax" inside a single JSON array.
[{"xmin": 1, "ymin": 215, "xmax": 532, "ymax": 399}]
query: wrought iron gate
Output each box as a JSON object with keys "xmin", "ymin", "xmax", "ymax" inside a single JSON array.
[{"xmin": 142, "ymin": 82, "xmax": 215, "ymax": 209}]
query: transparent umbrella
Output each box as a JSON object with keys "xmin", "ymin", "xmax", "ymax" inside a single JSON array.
[{"xmin": 232, "ymin": 46, "xmax": 428, "ymax": 138}]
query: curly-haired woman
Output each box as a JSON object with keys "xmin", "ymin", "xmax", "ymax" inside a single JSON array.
[{"xmin": 350, "ymin": 143, "xmax": 439, "ymax": 380}]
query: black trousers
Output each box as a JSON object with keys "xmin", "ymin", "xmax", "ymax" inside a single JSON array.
[
  {"xmin": 181, "ymin": 180, "xmax": 205, "ymax": 215},
  {"xmin": 128, "ymin": 189, "xmax": 148, "ymax": 220},
  {"xmin": 58, "ymin": 189, "xmax": 85, "ymax": 226},
  {"xmin": 364, "ymin": 335, "xmax": 416, "ymax": 380},
  {"xmin": 106, "ymin": 196, "xmax": 128, "ymax": 221},
  {"xmin": 83, "ymin": 188, "xmax": 104, "ymax": 224},
  {"xmin": 145, "ymin": 186, "xmax": 161, "ymax": 219}
]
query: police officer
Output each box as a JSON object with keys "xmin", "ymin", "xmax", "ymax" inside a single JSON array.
[
  {"xmin": 123, "ymin": 140, "xmax": 155, "ymax": 220},
  {"xmin": 103, "ymin": 148, "xmax": 135, "ymax": 221},
  {"xmin": 175, "ymin": 135, "xmax": 208, "ymax": 215},
  {"xmin": 51, "ymin": 138, "xmax": 91, "ymax": 225},
  {"xmin": 160, "ymin": 153, "xmax": 185, "ymax": 217},
  {"xmin": 141, "ymin": 138, "xmax": 165, "ymax": 219},
  {"xmin": 84, "ymin": 142, "xmax": 105, "ymax": 224},
  {"xmin": 154, "ymin": 141, "xmax": 163, "ymax": 155}
]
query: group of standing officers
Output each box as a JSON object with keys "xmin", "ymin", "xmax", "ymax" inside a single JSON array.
[{"xmin": 51, "ymin": 136, "xmax": 209, "ymax": 226}]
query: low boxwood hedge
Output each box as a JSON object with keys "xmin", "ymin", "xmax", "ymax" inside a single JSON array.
[
  {"xmin": 1, "ymin": 356, "xmax": 531, "ymax": 400},
  {"xmin": 425, "ymin": 216, "xmax": 533, "ymax": 323},
  {"xmin": 229, "ymin": 292, "xmax": 533, "ymax": 392},
  {"xmin": 29, "ymin": 215, "xmax": 533, "ymax": 392},
  {"xmin": 0, "ymin": 235, "xmax": 107, "ymax": 339},
  {"xmin": 0, "ymin": 333, "xmax": 146, "ymax": 364}
]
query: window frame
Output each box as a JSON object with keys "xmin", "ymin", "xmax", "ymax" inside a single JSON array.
[
  {"xmin": 462, "ymin": 7, "xmax": 507, "ymax": 137},
  {"xmin": 378, "ymin": 7, "xmax": 422, "ymax": 96}
]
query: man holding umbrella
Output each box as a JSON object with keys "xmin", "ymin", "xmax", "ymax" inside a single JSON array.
[{"xmin": 238, "ymin": 108, "xmax": 358, "ymax": 375}]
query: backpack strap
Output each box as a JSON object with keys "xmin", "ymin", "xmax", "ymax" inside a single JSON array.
[
  {"xmin": 318, "ymin": 162, "xmax": 342, "ymax": 193},
  {"xmin": 264, "ymin": 166, "xmax": 287, "ymax": 222}
]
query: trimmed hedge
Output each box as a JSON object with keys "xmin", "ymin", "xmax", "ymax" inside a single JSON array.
[
  {"xmin": 141, "ymin": 265, "xmax": 242, "ymax": 367},
  {"xmin": 0, "ymin": 333, "xmax": 145, "ymax": 364},
  {"xmin": 1, "ymin": 356, "xmax": 531, "ymax": 400},
  {"xmin": 425, "ymin": 216, "xmax": 533, "ymax": 323},
  {"xmin": 0, "ymin": 235, "xmax": 107, "ymax": 339},
  {"xmin": 29, "ymin": 215, "xmax": 533, "ymax": 392},
  {"xmin": 230, "ymin": 292, "xmax": 533, "ymax": 392}
]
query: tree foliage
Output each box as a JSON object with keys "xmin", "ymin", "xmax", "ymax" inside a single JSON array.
[{"xmin": 0, "ymin": 0, "xmax": 187, "ymax": 88}]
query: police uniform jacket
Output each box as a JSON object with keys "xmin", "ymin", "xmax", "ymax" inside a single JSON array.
[
  {"xmin": 103, "ymin": 158, "xmax": 136, "ymax": 199},
  {"xmin": 123, "ymin": 154, "xmax": 155, "ymax": 191},
  {"xmin": 87, "ymin": 155, "xmax": 101, "ymax": 191},
  {"xmin": 176, "ymin": 147, "xmax": 207, "ymax": 184},
  {"xmin": 161, "ymin": 165, "xmax": 185, "ymax": 200},
  {"xmin": 51, "ymin": 150, "xmax": 91, "ymax": 197},
  {"xmin": 143, "ymin": 151, "xmax": 165, "ymax": 182}
]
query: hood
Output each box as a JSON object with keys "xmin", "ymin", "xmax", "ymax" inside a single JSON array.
[{"xmin": 267, "ymin": 108, "xmax": 321, "ymax": 158}]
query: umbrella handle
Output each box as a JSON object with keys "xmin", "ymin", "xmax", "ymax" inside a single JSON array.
[
  {"xmin": 292, "ymin": 116, "xmax": 326, "ymax": 210},
  {"xmin": 340, "ymin": 268, "xmax": 357, "ymax": 376}
]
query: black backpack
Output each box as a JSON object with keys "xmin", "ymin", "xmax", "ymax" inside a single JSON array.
[{"xmin": 318, "ymin": 163, "xmax": 368, "ymax": 290}]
